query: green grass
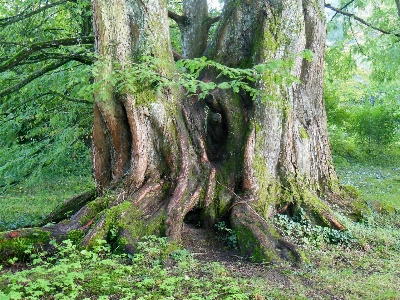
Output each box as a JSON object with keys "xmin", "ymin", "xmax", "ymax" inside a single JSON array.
[
  {"xmin": 336, "ymin": 161, "xmax": 400, "ymax": 209},
  {"xmin": 0, "ymin": 175, "xmax": 94, "ymax": 231}
]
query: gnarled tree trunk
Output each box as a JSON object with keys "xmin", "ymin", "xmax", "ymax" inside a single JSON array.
[
  {"xmin": 1, "ymin": 0, "xmax": 356, "ymax": 264},
  {"xmin": 168, "ymin": 0, "xmax": 219, "ymax": 59}
]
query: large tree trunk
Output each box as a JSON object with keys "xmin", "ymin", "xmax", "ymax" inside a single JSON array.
[
  {"xmin": 169, "ymin": 0, "xmax": 219, "ymax": 59},
  {"xmin": 202, "ymin": 0, "xmax": 346, "ymax": 261},
  {"xmin": 1, "ymin": 0, "xmax": 357, "ymax": 263},
  {"xmin": 180, "ymin": 0, "xmax": 209, "ymax": 58}
]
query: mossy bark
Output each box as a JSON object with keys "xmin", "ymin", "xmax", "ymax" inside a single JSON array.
[
  {"xmin": 0, "ymin": 0, "xmax": 358, "ymax": 264},
  {"xmin": 180, "ymin": 0, "xmax": 210, "ymax": 58},
  {"xmin": 169, "ymin": 0, "xmax": 219, "ymax": 59}
]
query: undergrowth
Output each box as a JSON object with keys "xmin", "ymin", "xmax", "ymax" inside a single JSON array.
[
  {"xmin": 272, "ymin": 207, "xmax": 400, "ymax": 299},
  {"xmin": 0, "ymin": 143, "xmax": 399, "ymax": 299},
  {"xmin": 1, "ymin": 217, "xmax": 399, "ymax": 300},
  {"xmin": 273, "ymin": 210, "xmax": 355, "ymax": 248},
  {"xmin": 0, "ymin": 236, "xmax": 262, "ymax": 300},
  {"xmin": 214, "ymin": 221, "xmax": 238, "ymax": 250},
  {"xmin": 273, "ymin": 202, "xmax": 400, "ymax": 254}
]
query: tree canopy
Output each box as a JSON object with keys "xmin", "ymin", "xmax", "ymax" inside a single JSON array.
[{"xmin": 325, "ymin": 0, "xmax": 400, "ymax": 155}]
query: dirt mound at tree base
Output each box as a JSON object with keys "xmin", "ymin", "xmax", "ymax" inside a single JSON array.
[{"xmin": 182, "ymin": 224, "xmax": 293, "ymax": 282}]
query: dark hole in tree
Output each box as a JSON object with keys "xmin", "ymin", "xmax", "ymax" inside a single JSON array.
[
  {"xmin": 183, "ymin": 208, "xmax": 203, "ymax": 227},
  {"xmin": 204, "ymin": 95, "xmax": 228, "ymax": 162}
]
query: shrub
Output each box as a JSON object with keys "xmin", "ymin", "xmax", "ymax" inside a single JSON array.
[{"xmin": 350, "ymin": 102, "xmax": 399, "ymax": 153}]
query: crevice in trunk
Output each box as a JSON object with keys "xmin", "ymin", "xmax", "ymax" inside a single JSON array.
[
  {"xmin": 92, "ymin": 103, "xmax": 112, "ymax": 190},
  {"xmin": 183, "ymin": 207, "xmax": 203, "ymax": 227},
  {"xmin": 119, "ymin": 99, "xmax": 133, "ymax": 177},
  {"xmin": 205, "ymin": 112, "xmax": 228, "ymax": 162}
]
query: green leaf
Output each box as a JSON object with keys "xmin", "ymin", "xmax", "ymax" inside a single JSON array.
[
  {"xmin": 302, "ymin": 49, "xmax": 315, "ymax": 62},
  {"xmin": 217, "ymin": 82, "xmax": 231, "ymax": 89}
]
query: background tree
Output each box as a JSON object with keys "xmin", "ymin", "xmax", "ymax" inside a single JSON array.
[
  {"xmin": 0, "ymin": 0, "xmax": 95, "ymax": 192},
  {"xmin": 325, "ymin": 0, "xmax": 400, "ymax": 158},
  {"xmin": 1, "ymin": 0, "xmax": 363, "ymax": 263}
]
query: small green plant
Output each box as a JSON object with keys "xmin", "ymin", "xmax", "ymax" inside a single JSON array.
[
  {"xmin": 169, "ymin": 249, "xmax": 192, "ymax": 262},
  {"xmin": 0, "ymin": 237, "xmax": 258, "ymax": 299},
  {"xmin": 215, "ymin": 221, "xmax": 238, "ymax": 249},
  {"xmin": 274, "ymin": 210, "xmax": 355, "ymax": 248},
  {"xmin": 132, "ymin": 235, "xmax": 172, "ymax": 267}
]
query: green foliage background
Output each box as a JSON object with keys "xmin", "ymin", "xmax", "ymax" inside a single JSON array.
[
  {"xmin": 0, "ymin": 0, "xmax": 95, "ymax": 229},
  {"xmin": 325, "ymin": 0, "xmax": 400, "ymax": 160}
]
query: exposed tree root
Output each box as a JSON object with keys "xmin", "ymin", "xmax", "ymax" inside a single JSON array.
[
  {"xmin": 0, "ymin": 87, "xmax": 352, "ymax": 265},
  {"xmin": 38, "ymin": 190, "xmax": 96, "ymax": 226},
  {"xmin": 0, "ymin": 171, "xmax": 354, "ymax": 266},
  {"xmin": 230, "ymin": 200, "xmax": 302, "ymax": 265}
]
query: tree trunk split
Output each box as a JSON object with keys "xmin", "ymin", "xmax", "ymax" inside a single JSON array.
[{"xmin": 0, "ymin": 0, "xmax": 362, "ymax": 264}]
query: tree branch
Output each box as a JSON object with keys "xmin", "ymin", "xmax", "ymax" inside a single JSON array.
[
  {"xmin": 9, "ymin": 49, "xmax": 94, "ymax": 66},
  {"xmin": 1, "ymin": 89, "xmax": 91, "ymax": 119},
  {"xmin": 44, "ymin": 90, "xmax": 92, "ymax": 105},
  {"xmin": 168, "ymin": 10, "xmax": 189, "ymax": 25},
  {"xmin": 0, "ymin": 59, "xmax": 72, "ymax": 99},
  {"xmin": 206, "ymin": 15, "xmax": 221, "ymax": 28},
  {"xmin": 0, "ymin": 0, "xmax": 72, "ymax": 26},
  {"xmin": 325, "ymin": 4, "xmax": 400, "ymax": 38},
  {"xmin": 349, "ymin": 22, "xmax": 368, "ymax": 58},
  {"xmin": 58, "ymin": 52, "xmax": 94, "ymax": 65},
  {"xmin": 0, "ymin": 36, "xmax": 94, "ymax": 72},
  {"xmin": 0, "ymin": 41, "xmax": 25, "ymax": 47},
  {"xmin": 329, "ymin": 0, "xmax": 355, "ymax": 21}
]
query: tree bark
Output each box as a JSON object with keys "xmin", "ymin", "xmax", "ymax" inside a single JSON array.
[
  {"xmin": 202, "ymin": 0, "xmax": 347, "ymax": 261},
  {"xmin": 0, "ymin": 0, "xmax": 358, "ymax": 264},
  {"xmin": 180, "ymin": 0, "xmax": 209, "ymax": 58},
  {"xmin": 169, "ymin": 0, "xmax": 219, "ymax": 58}
]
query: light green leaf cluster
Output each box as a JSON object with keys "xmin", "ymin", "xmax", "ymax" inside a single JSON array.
[
  {"xmin": 101, "ymin": 52, "xmax": 312, "ymax": 102},
  {"xmin": 175, "ymin": 56, "xmax": 302, "ymax": 100}
]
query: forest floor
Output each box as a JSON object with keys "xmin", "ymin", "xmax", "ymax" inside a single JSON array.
[
  {"xmin": 1, "ymin": 221, "xmax": 399, "ymax": 299},
  {"xmin": 181, "ymin": 220, "xmax": 400, "ymax": 300},
  {"xmin": 1, "ymin": 161, "xmax": 400, "ymax": 299},
  {"xmin": 181, "ymin": 224, "xmax": 324, "ymax": 298}
]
